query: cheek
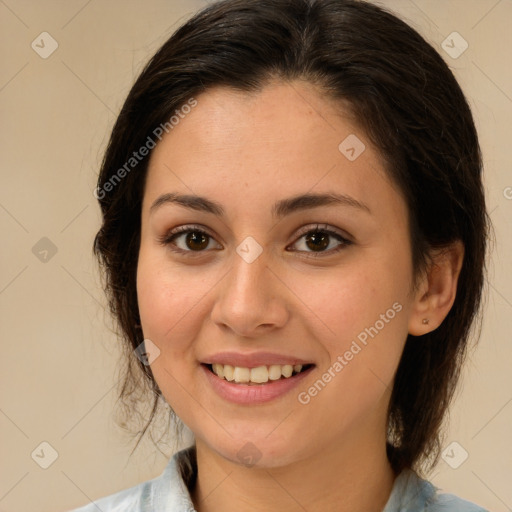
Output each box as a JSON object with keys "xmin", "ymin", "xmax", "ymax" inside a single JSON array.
[
  {"xmin": 136, "ymin": 257, "xmax": 208, "ymax": 417},
  {"xmin": 136, "ymin": 253, "xmax": 203, "ymax": 356},
  {"xmin": 291, "ymin": 252, "xmax": 412, "ymax": 400},
  {"xmin": 293, "ymin": 264, "xmax": 410, "ymax": 426},
  {"xmin": 293, "ymin": 261, "xmax": 409, "ymax": 341}
]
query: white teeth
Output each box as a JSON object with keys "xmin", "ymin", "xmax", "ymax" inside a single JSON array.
[
  {"xmin": 250, "ymin": 366, "xmax": 269, "ymax": 383},
  {"xmin": 212, "ymin": 363, "xmax": 224, "ymax": 378},
  {"xmin": 281, "ymin": 364, "xmax": 293, "ymax": 378},
  {"xmin": 210, "ymin": 363, "xmax": 307, "ymax": 383},
  {"xmin": 233, "ymin": 367, "xmax": 250, "ymax": 383},
  {"xmin": 223, "ymin": 364, "xmax": 235, "ymax": 381},
  {"xmin": 268, "ymin": 365, "xmax": 282, "ymax": 381}
]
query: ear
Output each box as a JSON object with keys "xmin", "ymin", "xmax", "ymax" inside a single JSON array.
[{"xmin": 408, "ymin": 240, "xmax": 464, "ymax": 336}]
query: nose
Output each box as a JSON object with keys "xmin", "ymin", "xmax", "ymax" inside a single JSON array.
[{"xmin": 210, "ymin": 248, "xmax": 290, "ymax": 338}]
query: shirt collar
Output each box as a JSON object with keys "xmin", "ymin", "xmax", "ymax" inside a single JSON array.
[{"xmin": 159, "ymin": 446, "xmax": 436, "ymax": 512}]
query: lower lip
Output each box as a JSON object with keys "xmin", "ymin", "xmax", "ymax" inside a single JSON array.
[{"xmin": 201, "ymin": 364, "xmax": 314, "ymax": 404}]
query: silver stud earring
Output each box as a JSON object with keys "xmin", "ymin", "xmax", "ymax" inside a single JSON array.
[{"xmin": 422, "ymin": 318, "xmax": 429, "ymax": 325}]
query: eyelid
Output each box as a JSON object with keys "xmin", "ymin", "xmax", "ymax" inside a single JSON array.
[
  {"xmin": 292, "ymin": 223, "xmax": 353, "ymax": 243},
  {"xmin": 157, "ymin": 224, "xmax": 220, "ymax": 251},
  {"xmin": 158, "ymin": 223, "xmax": 353, "ymax": 256},
  {"xmin": 287, "ymin": 224, "xmax": 352, "ymax": 257}
]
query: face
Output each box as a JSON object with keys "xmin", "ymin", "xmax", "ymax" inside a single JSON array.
[{"xmin": 137, "ymin": 81, "xmax": 417, "ymax": 468}]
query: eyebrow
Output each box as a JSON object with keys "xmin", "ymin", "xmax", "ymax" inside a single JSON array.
[{"xmin": 149, "ymin": 191, "xmax": 371, "ymax": 218}]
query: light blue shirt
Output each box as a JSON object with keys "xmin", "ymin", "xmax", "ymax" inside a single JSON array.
[{"xmin": 69, "ymin": 446, "xmax": 488, "ymax": 511}]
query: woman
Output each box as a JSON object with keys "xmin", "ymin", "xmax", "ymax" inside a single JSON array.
[{"xmin": 71, "ymin": 0, "xmax": 490, "ymax": 510}]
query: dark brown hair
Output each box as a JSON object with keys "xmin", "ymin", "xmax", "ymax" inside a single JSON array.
[{"xmin": 93, "ymin": 0, "xmax": 490, "ymax": 474}]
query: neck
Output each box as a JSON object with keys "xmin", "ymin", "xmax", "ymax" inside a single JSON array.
[{"xmin": 190, "ymin": 429, "xmax": 396, "ymax": 512}]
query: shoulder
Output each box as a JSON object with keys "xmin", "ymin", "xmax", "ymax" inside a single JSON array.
[
  {"xmin": 69, "ymin": 480, "xmax": 149, "ymax": 512},
  {"xmin": 384, "ymin": 469, "xmax": 489, "ymax": 512},
  {"xmin": 426, "ymin": 490, "xmax": 489, "ymax": 512},
  {"xmin": 67, "ymin": 446, "xmax": 197, "ymax": 512}
]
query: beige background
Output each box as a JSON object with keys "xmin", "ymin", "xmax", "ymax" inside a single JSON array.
[{"xmin": 1, "ymin": 1, "xmax": 511, "ymax": 511}]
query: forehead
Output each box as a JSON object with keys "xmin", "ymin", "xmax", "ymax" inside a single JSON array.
[
  {"xmin": 155, "ymin": 81, "xmax": 359, "ymax": 162},
  {"xmin": 143, "ymin": 81, "xmax": 406, "ymax": 223}
]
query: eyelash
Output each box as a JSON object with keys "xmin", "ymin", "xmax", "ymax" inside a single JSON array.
[{"xmin": 157, "ymin": 224, "xmax": 352, "ymax": 258}]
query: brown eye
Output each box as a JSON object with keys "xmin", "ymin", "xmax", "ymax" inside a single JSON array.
[
  {"xmin": 183, "ymin": 231, "xmax": 210, "ymax": 251},
  {"xmin": 304, "ymin": 232, "xmax": 330, "ymax": 252},
  {"xmin": 289, "ymin": 225, "xmax": 352, "ymax": 256},
  {"xmin": 158, "ymin": 225, "xmax": 222, "ymax": 254}
]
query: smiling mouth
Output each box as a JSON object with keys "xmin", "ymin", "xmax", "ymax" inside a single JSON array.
[{"xmin": 204, "ymin": 363, "xmax": 313, "ymax": 385}]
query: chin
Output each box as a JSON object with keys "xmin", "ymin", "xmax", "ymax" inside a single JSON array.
[{"xmin": 197, "ymin": 426, "xmax": 309, "ymax": 469}]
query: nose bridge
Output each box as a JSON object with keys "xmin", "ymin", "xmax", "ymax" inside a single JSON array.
[
  {"xmin": 226, "ymin": 245, "xmax": 273, "ymax": 312},
  {"xmin": 211, "ymin": 243, "xmax": 288, "ymax": 336},
  {"xmin": 227, "ymin": 232, "xmax": 271, "ymax": 295}
]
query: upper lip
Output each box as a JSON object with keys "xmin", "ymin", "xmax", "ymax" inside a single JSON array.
[{"xmin": 202, "ymin": 351, "xmax": 314, "ymax": 368}]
